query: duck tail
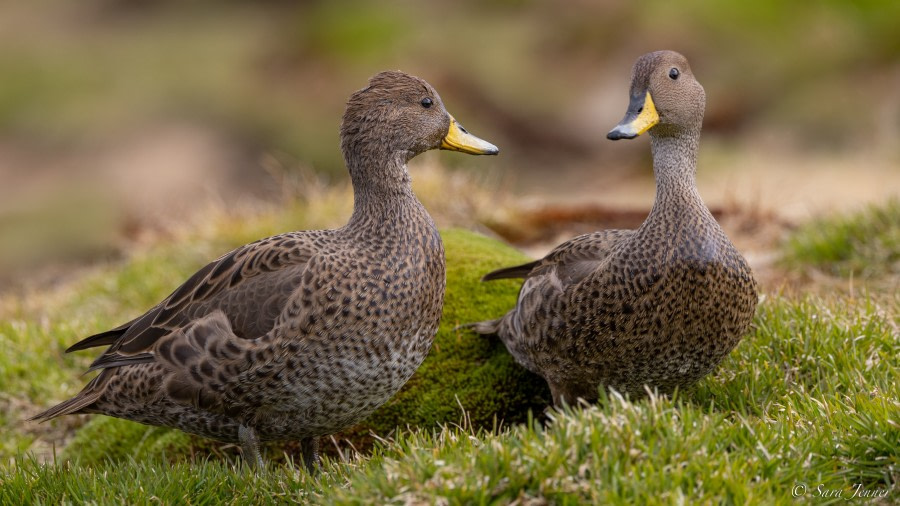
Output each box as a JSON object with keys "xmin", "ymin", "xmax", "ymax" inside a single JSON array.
[
  {"xmin": 454, "ymin": 318, "xmax": 502, "ymax": 336},
  {"xmin": 28, "ymin": 372, "xmax": 109, "ymax": 422},
  {"xmin": 481, "ymin": 261, "xmax": 538, "ymax": 281},
  {"xmin": 65, "ymin": 329, "xmax": 124, "ymax": 352},
  {"xmin": 29, "ymin": 395, "xmax": 96, "ymax": 422},
  {"xmin": 66, "ymin": 317, "xmax": 138, "ymax": 352}
]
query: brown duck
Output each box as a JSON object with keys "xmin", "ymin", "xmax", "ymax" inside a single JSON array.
[
  {"xmin": 471, "ymin": 51, "xmax": 757, "ymax": 406},
  {"xmin": 31, "ymin": 71, "xmax": 499, "ymax": 470}
]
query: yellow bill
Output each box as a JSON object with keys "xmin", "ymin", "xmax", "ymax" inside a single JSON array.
[
  {"xmin": 607, "ymin": 91, "xmax": 660, "ymax": 140},
  {"xmin": 441, "ymin": 115, "xmax": 499, "ymax": 155}
]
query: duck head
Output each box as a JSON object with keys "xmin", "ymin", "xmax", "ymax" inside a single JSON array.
[
  {"xmin": 340, "ymin": 71, "xmax": 498, "ymax": 166},
  {"xmin": 607, "ymin": 51, "xmax": 705, "ymax": 140}
]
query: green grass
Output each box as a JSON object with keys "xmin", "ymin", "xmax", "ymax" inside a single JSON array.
[
  {"xmin": 2, "ymin": 295, "xmax": 897, "ymax": 503},
  {"xmin": 2, "ymin": 203, "xmax": 898, "ymax": 503},
  {"xmin": 784, "ymin": 198, "xmax": 899, "ymax": 280}
]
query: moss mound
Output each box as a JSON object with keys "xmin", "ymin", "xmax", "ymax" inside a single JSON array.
[
  {"xmin": 63, "ymin": 229, "xmax": 549, "ymax": 465},
  {"xmin": 341, "ymin": 229, "xmax": 550, "ymax": 443}
]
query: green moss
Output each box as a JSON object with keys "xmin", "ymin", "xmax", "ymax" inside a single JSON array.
[
  {"xmin": 345, "ymin": 229, "xmax": 550, "ymax": 439},
  {"xmin": 61, "ymin": 229, "xmax": 549, "ymax": 465}
]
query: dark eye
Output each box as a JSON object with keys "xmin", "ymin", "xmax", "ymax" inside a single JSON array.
[
  {"xmin": 421, "ymin": 97, "xmax": 433, "ymax": 108},
  {"xmin": 669, "ymin": 68, "xmax": 680, "ymax": 80}
]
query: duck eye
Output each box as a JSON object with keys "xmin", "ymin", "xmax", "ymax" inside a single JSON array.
[
  {"xmin": 669, "ymin": 68, "xmax": 680, "ymax": 80},
  {"xmin": 420, "ymin": 97, "xmax": 433, "ymax": 108}
]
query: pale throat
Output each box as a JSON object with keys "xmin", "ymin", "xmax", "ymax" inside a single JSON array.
[
  {"xmin": 644, "ymin": 129, "xmax": 715, "ymax": 235},
  {"xmin": 346, "ymin": 149, "xmax": 421, "ymax": 226},
  {"xmin": 649, "ymin": 131, "xmax": 701, "ymax": 198}
]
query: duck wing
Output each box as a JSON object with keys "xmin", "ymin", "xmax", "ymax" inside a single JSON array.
[
  {"xmin": 484, "ymin": 230, "xmax": 633, "ymax": 287},
  {"xmin": 71, "ymin": 232, "xmax": 320, "ymax": 371},
  {"xmin": 471, "ymin": 230, "xmax": 632, "ymax": 336},
  {"xmin": 31, "ymin": 232, "xmax": 326, "ymax": 421},
  {"xmin": 514, "ymin": 230, "xmax": 633, "ymax": 312}
]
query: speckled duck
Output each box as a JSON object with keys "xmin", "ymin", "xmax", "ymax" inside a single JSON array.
[
  {"xmin": 31, "ymin": 71, "xmax": 499, "ymax": 470},
  {"xmin": 471, "ymin": 51, "xmax": 757, "ymax": 406}
]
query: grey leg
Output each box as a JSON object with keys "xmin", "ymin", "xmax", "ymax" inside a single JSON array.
[
  {"xmin": 300, "ymin": 436, "xmax": 320, "ymax": 475},
  {"xmin": 238, "ymin": 424, "xmax": 265, "ymax": 470},
  {"xmin": 548, "ymin": 382, "xmax": 570, "ymax": 408}
]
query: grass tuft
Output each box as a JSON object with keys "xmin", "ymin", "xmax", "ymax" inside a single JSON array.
[{"xmin": 783, "ymin": 198, "xmax": 899, "ymax": 280}]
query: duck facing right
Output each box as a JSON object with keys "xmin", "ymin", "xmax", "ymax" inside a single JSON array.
[{"xmin": 470, "ymin": 50, "xmax": 758, "ymax": 406}]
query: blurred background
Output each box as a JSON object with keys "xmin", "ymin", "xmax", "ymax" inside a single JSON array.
[{"xmin": 1, "ymin": 0, "xmax": 898, "ymax": 289}]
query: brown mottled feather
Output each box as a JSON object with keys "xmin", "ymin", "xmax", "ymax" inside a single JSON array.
[
  {"xmin": 31, "ymin": 71, "xmax": 498, "ymax": 466},
  {"xmin": 473, "ymin": 51, "xmax": 758, "ymax": 406}
]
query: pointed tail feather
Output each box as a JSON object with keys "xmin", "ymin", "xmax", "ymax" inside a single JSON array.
[
  {"xmin": 454, "ymin": 318, "xmax": 502, "ymax": 335},
  {"xmin": 65, "ymin": 321, "xmax": 134, "ymax": 353},
  {"xmin": 87, "ymin": 352, "xmax": 154, "ymax": 372},
  {"xmin": 481, "ymin": 261, "xmax": 538, "ymax": 281},
  {"xmin": 28, "ymin": 393, "xmax": 98, "ymax": 422},
  {"xmin": 28, "ymin": 372, "xmax": 109, "ymax": 422}
]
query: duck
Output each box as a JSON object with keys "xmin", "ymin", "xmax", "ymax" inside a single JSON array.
[
  {"xmin": 470, "ymin": 51, "xmax": 757, "ymax": 406},
  {"xmin": 31, "ymin": 70, "xmax": 499, "ymax": 471}
]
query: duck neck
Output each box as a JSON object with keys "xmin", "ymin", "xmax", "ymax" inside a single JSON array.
[
  {"xmin": 345, "ymin": 149, "xmax": 427, "ymax": 231},
  {"xmin": 646, "ymin": 129, "xmax": 710, "ymax": 225}
]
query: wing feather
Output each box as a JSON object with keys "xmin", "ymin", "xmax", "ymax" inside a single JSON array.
[{"xmin": 69, "ymin": 231, "xmax": 318, "ymax": 365}]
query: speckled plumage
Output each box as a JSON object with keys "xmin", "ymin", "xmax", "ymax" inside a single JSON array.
[
  {"xmin": 31, "ymin": 71, "xmax": 498, "ymax": 470},
  {"xmin": 472, "ymin": 51, "xmax": 758, "ymax": 406}
]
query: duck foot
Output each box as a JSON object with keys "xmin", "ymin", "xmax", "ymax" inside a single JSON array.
[
  {"xmin": 548, "ymin": 381, "xmax": 598, "ymax": 408},
  {"xmin": 238, "ymin": 424, "xmax": 265, "ymax": 471},
  {"xmin": 300, "ymin": 436, "xmax": 320, "ymax": 475}
]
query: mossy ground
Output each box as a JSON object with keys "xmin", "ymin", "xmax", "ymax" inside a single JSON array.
[
  {"xmin": 1, "ymin": 199, "xmax": 897, "ymax": 503},
  {"xmin": 3, "ymin": 293, "xmax": 896, "ymax": 504}
]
